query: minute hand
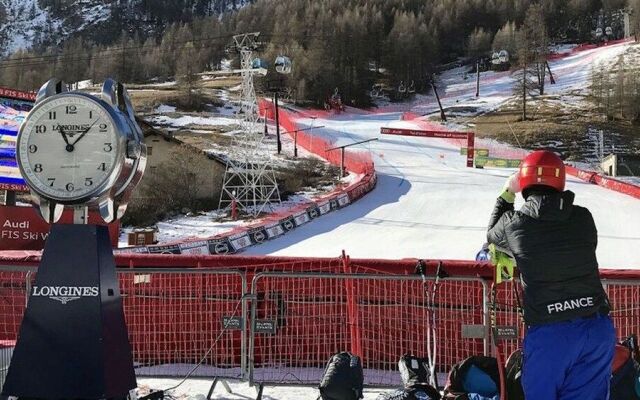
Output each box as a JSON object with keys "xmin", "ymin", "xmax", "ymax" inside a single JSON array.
[{"xmin": 71, "ymin": 119, "xmax": 99, "ymax": 146}]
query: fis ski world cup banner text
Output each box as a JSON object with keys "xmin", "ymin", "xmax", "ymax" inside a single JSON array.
[{"xmin": 0, "ymin": 88, "xmax": 34, "ymax": 191}]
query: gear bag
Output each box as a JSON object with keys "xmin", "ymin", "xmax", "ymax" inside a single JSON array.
[
  {"xmin": 505, "ymin": 349, "xmax": 524, "ymax": 400},
  {"xmin": 610, "ymin": 335, "xmax": 640, "ymax": 400},
  {"xmin": 399, "ymin": 354, "xmax": 431, "ymax": 388},
  {"xmin": 443, "ymin": 356, "xmax": 501, "ymax": 400},
  {"xmin": 376, "ymin": 385, "xmax": 441, "ymax": 400},
  {"xmin": 318, "ymin": 352, "xmax": 364, "ymax": 400}
]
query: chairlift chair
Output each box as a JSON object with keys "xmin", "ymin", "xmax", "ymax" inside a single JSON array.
[
  {"xmin": 274, "ymin": 56, "xmax": 292, "ymax": 74},
  {"xmin": 498, "ymin": 50, "xmax": 509, "ymax": 64},
  {"xmin": 398, "ymin": 81, "xmax": 407, "ymax": 94},
  {"xmin": 371, "ymin": 84, "xmax": 384, "ymax": 98},
  {"xmin": 251, "ymin": 58, "xmax": 268, "ymax": 69},
  {"xmin": 491, "ymin": 52, "xmax": 501, "ymax": 65},
  {"xmin": 408, "ymin": 80, "xmax": 416, "ymax": 94}
]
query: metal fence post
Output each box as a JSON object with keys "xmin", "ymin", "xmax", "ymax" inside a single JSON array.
[{"xmin": 482, "ymin": 279, "xmax": 490, "ymax": 357}]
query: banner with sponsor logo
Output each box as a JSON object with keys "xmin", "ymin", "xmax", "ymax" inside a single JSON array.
[
  {"xmin": 0, "ymin": 128, "xmax": 27, "ymax": 191},
  {"xmin": 293, "ymin": 210, "xmax": 311, "ymax": 227},
  {"xmin": 337, "ymin": 193, "xmax": 350, "ymax": 208},
  {"xmin": 178, "ymin": 240, "xmax": 210, "ymax": 255},
  {"xmin": 0, "ymin": 87, "xmax": 37, "ymax": 102},
  {"xmin": 228, "ymin": 232, "xmax": 252, "ymax": 252},
  {"xmin": 208, "ymin": 237, "xmax": 233, "ymax": 255},
  {"xmin": 0, "ymin": 205, "xmax": 119, "ymax": 250},
  {"xmin": 247, "ymin": 226, "xmax": 268, "ymax": 244},
  {"xmin": 264, "ymin": 221, "xmax": 285, "ymax": 239},
  {"xmin": 113, "ymin": 246, "xmax": 149, "ymax": 254},
  {"xmin": 147, "ymin": 244, "xmax": 181, "ymax": 254},
  {"xmin": 475, "ymin": 157, "xmax": 521, "ymax": 168},
  {"xmin": 460, "ymin": 148, "xmax": 489, "ymax": 157},
  {"xmin": 279, "ymin": 215, "xmax": 296, "ymax": 232},
  {"xmin": 317, "ymin": 201, "xmax": 331, "ymax": 216}
]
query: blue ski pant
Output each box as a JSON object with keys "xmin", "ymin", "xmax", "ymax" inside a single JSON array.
[{"xmin": 522, "ymin": 313, "xmax": 616, "ymax": 400}]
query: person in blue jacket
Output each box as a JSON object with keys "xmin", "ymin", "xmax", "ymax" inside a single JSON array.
[{"xmin": 486, "ymin": 150, "xmax": 615, "ymax": 399}]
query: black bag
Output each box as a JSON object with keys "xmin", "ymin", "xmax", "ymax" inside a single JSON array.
[
  {"xmin": 442, "ymin": 356, "xmax": 501, "ymax": 400},
  {"xmin": 318, "ymin": 352, "xmax": 364, "ymax": 400},
  {"xmin": 399, "ymin": 354, "xmax": 431, "ymax": 388},
  {"xmin": 610, "ymin": 336, "xmax": 640, "ymax": 400},
  {"xmin": 376, "ymin": 385, "xmax": 441, "ymax": 400},
  {"xmin": 505, "ymin": 349, "xmax": 525, "ymax": 400}
]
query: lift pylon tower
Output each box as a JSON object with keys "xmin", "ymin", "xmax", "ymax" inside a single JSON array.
[{"xmin": 219, "ymin": 32, "xmax": 281, "ymax": 217}]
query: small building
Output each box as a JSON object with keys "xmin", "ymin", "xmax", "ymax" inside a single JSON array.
[
  {"xmin": 601, "ymin": 153, "xmax": 640, "ymax": 177},
  {"xmin": 136, "ymin": 118, "xmax": 224, "ymax": 200}
]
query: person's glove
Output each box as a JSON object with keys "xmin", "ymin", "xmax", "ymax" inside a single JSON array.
[
  {"xmin": 500, "ymin": 172, "xmax": 520, "ymax": 203},
  {"xmin": 489, "ymin": 244, "xmax": 516, "ymax": 284}
]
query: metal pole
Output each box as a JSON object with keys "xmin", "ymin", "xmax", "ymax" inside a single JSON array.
[
  {"xmin": 476, "ymin": 60, "xmax": 481, "ymax": 97},
  {"xmin": 263, "ymin": 105, "xmax": 268, "ymax": 135},
  {"xmin": 1, "ymin": 190, "xmax": 16, "ymax": 206},
  {"xmin": 341, "ymin": 148, "xmax": 345, "ymax": 178},
  {"xmin": 294, "ymin": 131, "xmax": 298, "ymax": 158},
  {"xmin": 431, "ymin": 81, "xmax": 447, "ymax": 122},
  {"xmin": 274, "ymin": 91, "xmax": 281, "ymax": 154}
]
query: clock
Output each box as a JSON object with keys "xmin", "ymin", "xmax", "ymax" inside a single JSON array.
[{"xmin": 17, "ymin": 79, "xmax": 147, "ymax": 223}]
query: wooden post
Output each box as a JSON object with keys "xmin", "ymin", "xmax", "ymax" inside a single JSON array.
[
  {"xmin": 340, "ymin": 147, "xmax": 346, "ymax": 178},
  {"xmin": 294, "ymin": 131, "xmax": 298, "ymax": 158},
  {"xmin": 546, "ymin": 61, "xmax": 556, "ymax": 85},
  {"xmin": 431, "ymin": 81, "xmax": 447, "ymax": 122},
  {"xmin": 476, "ymin": 60, "xmax": 481, "ymax": 97}
]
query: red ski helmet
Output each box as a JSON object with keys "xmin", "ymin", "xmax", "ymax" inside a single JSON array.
[{"xmin": 519, "ymin": 150, "xmax": 565, "ymax": 192}]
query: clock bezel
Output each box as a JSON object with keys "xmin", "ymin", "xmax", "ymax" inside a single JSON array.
[{"xmin": 17, "ymin": 92, "xmax": 128, "ymax": 205}]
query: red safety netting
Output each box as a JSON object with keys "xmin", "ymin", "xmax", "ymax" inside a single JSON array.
[
  {"xmin": 260, "ymin": 99, "xmax": 375, "ymax": 175},
  {"xmin": 0, "ymin": 255, "xmax": 639, "ymax": 385}
]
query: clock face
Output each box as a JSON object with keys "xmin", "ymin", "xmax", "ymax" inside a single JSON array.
[{"xmin": 18, "ymin": 95, "xmax": 120, "ymax": 201}]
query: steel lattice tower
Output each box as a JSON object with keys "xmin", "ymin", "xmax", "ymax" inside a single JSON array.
[{"xmin": 219, "ymin": 33, "xmax": 281, "ymax": 217}]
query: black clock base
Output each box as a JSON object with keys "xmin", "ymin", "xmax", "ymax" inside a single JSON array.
[{"xmin": 2, "ymin": 224, "xmax": 136, "ymax": 399}]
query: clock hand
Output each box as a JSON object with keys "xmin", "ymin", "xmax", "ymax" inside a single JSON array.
[
  {"xmin": 70, "ymin": 119, "xmax": 99, "ymax": 146},
  {"xmin": 59, "ymin": 126, "xmax": 75, "ymax": 152}
]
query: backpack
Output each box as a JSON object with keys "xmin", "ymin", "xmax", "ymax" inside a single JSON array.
[
  {"xmin": 610, "ymin": 335, "xmax": 640, "ymax": 400},
  {"xmin": 318, "ymin": 352, "xmax": 364, "ymax": 400},
  {"xmin": 505, "ymin": 349, "xmax": 524, "ymax": 400},
  {"xmin": 443, "ymin": 356, "xmax": 501, "ymax": 400},
  {"xmin": 399, "ymin": 354, "xmax": 431, "ymax": 388},
  {"xmin": 376, "ymin": 385, "xmax": 441, "ymax": 400}
]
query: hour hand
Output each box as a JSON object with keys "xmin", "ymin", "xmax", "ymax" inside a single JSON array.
[{"xmin": 59, "ymin": 126, "xmax": 74, "ymax": 152}]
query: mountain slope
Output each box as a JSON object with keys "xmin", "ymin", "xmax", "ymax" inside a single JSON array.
[{"xmin": 0, "ymin": 0, "xmax": 254, "ymax": 56}]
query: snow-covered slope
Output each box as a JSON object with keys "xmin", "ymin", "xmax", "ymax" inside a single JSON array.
[
  {"xmin": 244, "ymin": 113, "xmax": 640, "ymax": 268},
  {"xmin": 244, "ymin": 42, "xmax": 640, "ymax": 269},
  {"xmin": 380, "ymin": 40, "xmax": 633, "ymax": 117}
]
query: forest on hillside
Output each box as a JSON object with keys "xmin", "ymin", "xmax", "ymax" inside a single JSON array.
[{"xmin": 1, "ymin": 0, "xmax": 638, "ymax": 106}]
